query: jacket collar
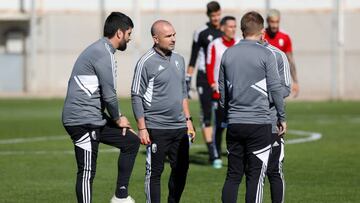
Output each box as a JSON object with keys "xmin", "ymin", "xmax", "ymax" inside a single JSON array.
[{"xmin": 101, "ymin": 37, "xmax": 116, "ymax": 54}]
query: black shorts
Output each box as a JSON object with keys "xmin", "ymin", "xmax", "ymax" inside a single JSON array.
[{"xmin": 196, "ymin": 71, "xmax": 212, "ymax": 127}]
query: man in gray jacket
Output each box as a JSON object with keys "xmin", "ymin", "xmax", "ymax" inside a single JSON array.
[
  {"xmin": 62, "ymin": 12, "xmax": 140, "ymax": 203},
  {"xmin": 131, "ymin": 20, "xmax": 195, "ymax": 203},
  {"xmin": 219, "ymin": 11, "xmax": 287, "ymax": 203},
  {"xmin": 263, "ymin": 41, "xmax": 291, "ymax": 203}
]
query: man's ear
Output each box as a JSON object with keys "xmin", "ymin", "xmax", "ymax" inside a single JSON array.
[
  {"xmin": 260, "ymin": 28, "xmax": 265, "ymax": 38},
  {"xmin": 117, "ymin": 29, "xmax": 124, "ymax": 40},
  {"xmin": 152, "ymin": 35, "xmax": 159, "ymax": 44},
  {"xmin": 220, "ymin": 25, "xmax": 225, "ymax": 32}
]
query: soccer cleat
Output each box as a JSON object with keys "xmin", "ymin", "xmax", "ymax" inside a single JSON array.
[
  {"xmin": 110, "ymin": 195, "xmax": 135, "ymax": 203},
  {"xmin": 212, "ymin": 159, "xmax": 223, "ymax": 169}
]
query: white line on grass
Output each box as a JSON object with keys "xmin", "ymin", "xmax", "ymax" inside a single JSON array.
[
  {"xmin": 0, "ymin": 135, "xmax": 67, "ymax": 144},
  {"xmin": 286, "ymin": 130, "xmax": 322, "ymax": 144},
  {"xmin": 0, "ymin": 148, "xmax": 119, "ymax": 155},
  {"xmin": 0, "ymin": 130, "xmax": 322, "ymax": 155}
]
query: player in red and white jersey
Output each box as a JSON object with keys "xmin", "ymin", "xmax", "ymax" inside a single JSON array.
[
  {"xmin": 264, "ymin": 9, "xmax": 300, "ymax": 97},
  {"xmin": 206, "ymin": 16, "xmax": 240, "ymax": 169}
]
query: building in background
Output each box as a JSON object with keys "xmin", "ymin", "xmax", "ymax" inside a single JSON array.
[
  {"xmin": 0, "ymin": 0, "xmax": 359, "ymax": 99},
  {"xmin": 0, "ymin": 1, "xmax": 29, "ymax": 93}
]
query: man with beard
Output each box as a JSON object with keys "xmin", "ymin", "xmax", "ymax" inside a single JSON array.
[
  {"xmin": 265, "ymin": 9, "xmax": 300, "ymax": 98},
  {"xmin": 62, "ymin": 12, "xmax": 140, "ymax": 203},
  {"xmin": 186, "ymin": 1, "xmax": 223, "ymax": 168},
  {"xmin": 131, "ymin": 20, "xmax": 195, "ymax": 203}
]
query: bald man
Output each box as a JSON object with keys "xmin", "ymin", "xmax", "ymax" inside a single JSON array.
[{"xmin": 131, "ymin": 20, "xmax": 195, "ymax": 203}]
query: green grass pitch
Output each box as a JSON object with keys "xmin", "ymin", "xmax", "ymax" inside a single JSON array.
[{"xmin": 0, "ymin": 99, "xmax": 359, "ymax": 202}]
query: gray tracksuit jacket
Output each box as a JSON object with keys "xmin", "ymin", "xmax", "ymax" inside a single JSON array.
[
  {"xmin": 62, "ymin": 38, "xmax": 120, "ymax": 126},
  {"xmin": 131, "ymin": 48, "xmax": 187, "ymax": 129},
  {"xmin": 218, "ymin": 39, "xmax": 286, "ymax": 125},
  {"xmin": 264, "ymin": 42, "xmax": 291, "ymax": 133}
]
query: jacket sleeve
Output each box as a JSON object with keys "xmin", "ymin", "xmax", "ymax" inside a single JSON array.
[
  {"xmin": 131, "ymin": 59, "xmax": 149, "ymax": 120},
  {"xmin": 218, "ymin": 53, "xmax": 226, "ymax": 109},
  {"xmin": 278, "ymin": 51, "xmax": 292, "ymax": 98},
  {"xmin": 94, "ymin": 55, "xmax": 120, "ymax": 121},
  {"xmin": 181, "ymin": 57, "xmax": 188, "ymax": 99},
  {"xmin": 188, "ymin": 31, "xmax": 201, "ymax": 67},
  {"xmin": 206, "ymin": 42, "xmax": 216, "ymax": 86},
  {"xmin": 265, "ymin": 51, "xmax": 286, "ymax": 122}
]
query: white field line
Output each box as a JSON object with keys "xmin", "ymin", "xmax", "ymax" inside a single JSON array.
[
  {"xmin": 0, "ymin": 130, "xmax": 322, "ymax": 155},
  {"xmin": 0, "ymin": 135, "xmax": 67, "ymax": 144},
  {"xmin": 286, "ymin": 130, "xmax": 322, "ymax": 144}
]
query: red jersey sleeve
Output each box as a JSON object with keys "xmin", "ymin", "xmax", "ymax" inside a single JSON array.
[
  {"xmin": 284, "ymin": 34, "xmax": 293, "ymax": 53},
  {"xmin": 206, "ymin": 44, "xmax": 216, "ymax": 86}
]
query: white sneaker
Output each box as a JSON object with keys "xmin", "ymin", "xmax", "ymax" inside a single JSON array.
[
  {"xmin": 110, "ymin": 195, "xmax": 135, "ymax": 203},
  {"xmin": 212, "ymin": 159, "xmax": 223, "ymax": 169}
]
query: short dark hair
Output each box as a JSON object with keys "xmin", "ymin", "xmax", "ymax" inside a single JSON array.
[
  {"xmin": 103, "ymin": 12, "xmax": 134, "ymax": 38},
  {"xmin": 220, "ymin": 16, "xmax": 236, "ymax": 26},
  {"xmin": 240, "ymin": 11, "xmax": 264, "ymax": 37},
  {"xmin": 207, "ymin": 1, "xmax": 221, "ymax": 16}
]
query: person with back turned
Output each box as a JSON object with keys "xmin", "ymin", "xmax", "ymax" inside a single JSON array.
[{"xmin": 219, "ymin": 11, "xmax": 287, "ymax": 203}]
